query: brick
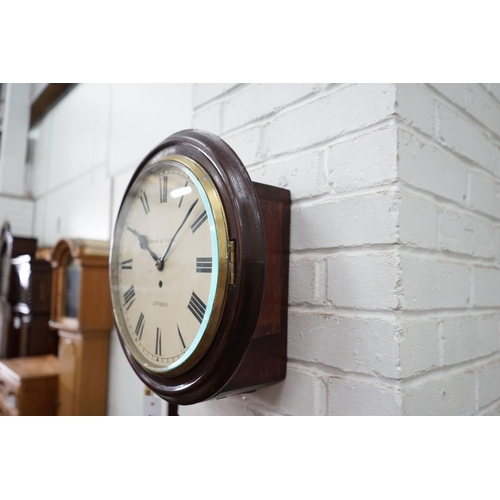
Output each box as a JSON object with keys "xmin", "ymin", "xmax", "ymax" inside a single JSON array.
[
  {"xmin": 179, "ymin": 398, "xmax": 267, "ymax": 416},
  {"xmin": 396, "ymin": 84, "xmax": 435, "ymax": 137},
  {"xmin": 398, "ymin": 128, "xmax": 468, "ymax": 205},
  {"xmin": 269, "ymin": 84, "xmax": 396, "ymax": 156},
  {"xmin": 328, "ymin": 377, "xmax": 401, "ymax": 415},
  {"xmin": 223, "ymin": 83, "xmax": 321, "ymax": 132},
  {"xmin": 469, "ymin": 170, "xmax": 500, "ymax": 220},
  {"xmin": 291, "ymin": 189, "xmax": 399, "ymax": 251},
  {"xmin": 288, "ymin": 312, "xmax": 400, "ymax": 378},
  {"xmin": 402, "ymin": 369, "xmax": 476, "ymax": 415},
  {"xmin": 245, "ymin": 365, "xmax": 327, "ymax": 416},
  {"xmin": 438, "ymin": 102, "xmax": 497, "ymax": 175},
  {"xmin": 486, "ymin": 84, "xmax": 500, "ymax": 103},
  {"xmin": 399, "ymin": 318, "xmax": 440, "ymax": 377},
  {"xmin": 439, "ymin": 208, "xmax": 495, "ymax": 258},
  {"xmin": 289, "ymin": 259, "xmax": 321, "ymax": 305},
  {"xmin": 442, "ymin": 314, "xmax": 499, "ymax": 366},
  {"xmin": 465, "ymin": 83, "xmax": 500, "ymax": 138},
  {"xmin": 472, "ymin": 266, "xmax": 500, "ymax": 307},
  {"xmin": 478, "ymin": 359, "xmax": 500, "ymax": 408},
  {"xmin": 193, "ymin": 83, "xmax": 240, "ymax": 108},
  {"xmin": 495, "ymin": 229, "xmax": 500, "ymax": 265},
  {"xmin": 477, "ymin": 399, "xmax": 500, "ymax": 416},
  {"xmin": 327, "ymin": 252, "xmax": 399, "ymax": 310},
  {"xmin": 399, "ymin": 190, "xmax": 438, "ymax": 249},
  {"xmin": 429, "ymin": 83, "xmax": 466, "ymax": 109},
  {"xmin": 222, "ymin": 124, "xmax": 266, "ymax": 167},
  {"xmin": 400, "ymin": 255, "xmax": 470, "ymax": 310},
  {"xmin": 326, "ymin": 125, "xmax": 398, "ymax": 194},
  {"xmin": 249, "ymin": 150, "xmax": 328, "ymax": 201},
  {"xmin": 192, "ymin": 103, "xmax": 221, "ymax": 134}
]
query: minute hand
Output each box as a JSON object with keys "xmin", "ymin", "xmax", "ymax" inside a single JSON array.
[
  {"xmin": 127, "ymin": 226, "xmax": 159, "ymax": 262},
  {"xmin": 156, "ymin": 199, "xmax": 199, "ymax": 271}
]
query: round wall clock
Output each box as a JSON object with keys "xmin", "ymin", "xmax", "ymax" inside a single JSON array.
[{"xmin": 109, "ymin": 129, "xmax": 290, "ymax": 406}]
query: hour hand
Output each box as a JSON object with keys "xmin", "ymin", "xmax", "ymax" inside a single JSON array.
[{"xmin": 127, "ymin": 226, "xmax": 159, "ymax": 262}]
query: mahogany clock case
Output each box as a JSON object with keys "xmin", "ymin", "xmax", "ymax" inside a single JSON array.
[{"xmin": 111, "ymin": 129, "xmax": 290, "ymax": 406}]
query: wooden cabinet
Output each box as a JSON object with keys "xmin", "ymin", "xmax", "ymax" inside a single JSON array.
[
  {"xmin": 0, "ymin": 222, "xmax": 38, "ymax": 359},
  {"xmin": 0, "ymin": 355, "xmax": 59, "ymax": 416},
  {"xmin": 11, "ymin": 255, "xmax": 57, "ymax": 357},
  {"xmin": 49, "ymin": 238, "xmax": 113, "ymax": 416}
]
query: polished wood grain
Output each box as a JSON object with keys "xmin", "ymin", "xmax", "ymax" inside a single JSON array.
[
  {"xmin": 50, "ymin": 238, "xmax": 112, "ymax": 415},
  {"xmin": 218, "ymin": 182, "xmax": 290, "ymax": 397},
  {"xmin": 113, "ymin": 129, "xmax": 290, "ymax": 406},
  {"xmin": 57, "ymin": 330, "xmax": 110, "ymax": 416},
  {"xmin": 0, "ymin": 355, "xmax": 59, "ymax": 416},
  {"xmin": 49, "ymin": 238, "xmax": 113, "ymax": 333},
  {"xmin": 11, "ymin": 255, "xmax": 57, "ymax": 357},
  {"xmin": 0, "ymin": 223, "xmax": 38, "ymax": 358}
]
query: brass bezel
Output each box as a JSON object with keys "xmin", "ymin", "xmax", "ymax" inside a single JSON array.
[{"xmin": 111, "ymin": 153, "xmax": 230, "ymax": 378}]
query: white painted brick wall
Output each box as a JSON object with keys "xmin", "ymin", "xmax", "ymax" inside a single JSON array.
[
  {"xmin": 400, "ymin": 255, "xmax": 471, "ymax": 310},
  {"xmin": 396, "ymin": 83, "xmax": 500, "ymax": 415},
  {"xmin": 183, "ymin": 83, "xmax": 405, "ymax": 416},
  {"xmin": 399, "ymin": 318, "xmax": 440, "ymax": 377},
  {"xmin": 402, "ymin": 369, "xmax": 476, "ymax": 416},
  {"xmin": 290, "ymin": 189, "xmax": 399, "ymax": 251},
  {"xmin": 18, "ymin": 82, "xmax": 500, "ymax": 415},
  {"xmin": 183, "ymin": 83, "xmax": 500, "ymax": 416}
]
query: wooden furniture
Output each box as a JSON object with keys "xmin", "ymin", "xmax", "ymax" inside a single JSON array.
[
  {"xmin": 49, "ymin": 238, "xmax": 112, "ymax": 416},
  {"xmin": 11, "ymin": 254, "xmax": 57, "ymax": 357},
  {"xmin": 0, "ymin": 355, "xmax": 59, "ymax": 416},
  {"xmin": 0, "ymin": 222, "xmax": 38, "ymax": 358}
]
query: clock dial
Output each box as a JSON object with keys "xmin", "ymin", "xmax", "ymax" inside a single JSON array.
[{"xmin": 110, "ymin": 155, "xmax": 229, "ymax": 377}]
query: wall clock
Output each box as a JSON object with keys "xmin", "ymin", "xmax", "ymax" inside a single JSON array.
[{"xmin": 109, "ymin": 129, "xmax": 290, "ymax": 406}]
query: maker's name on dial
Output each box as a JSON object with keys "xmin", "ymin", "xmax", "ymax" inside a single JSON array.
[{"xmin": 153, "ymin": 300, "xmax": 168, "ymax": 308}]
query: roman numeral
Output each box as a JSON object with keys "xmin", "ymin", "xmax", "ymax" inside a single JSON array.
[
  {"xmin": 177, "ymin": 324, "xmax": 186, "ymax": 350},
  {"xmin": 191, "ymin": 210, "xmax": 207, "ymax": 233},
  {"xmin": 159, "ymin": 176, "xmax": 168, "ymax": 203},
  {"xmin": 178, "ymin": 181, "xmax": 188, "ymax": 208},
  {"xmin": 140, "ymin": 192, "xmax": 150, "ymax": 214},
  {"xmin": 187, "ymin": 291, "xmax": 206, "ymax": 323},
  {"xmin": 155, "ymin": 328, "xmax": 162, "ymax": 356},
  {"xmin": 196, "ymin": 257, "xmax": 212, "ymax": 273},
  {"xmin": 135, "ymin": 312, "xmax": 145, "ymax": 339},
  {"xmin": 124, "ymin": 285, "xmax": 135, "ymax": 310},
  {"xmin": 120, "ymin": 259, "xmax": 133, "ymax": 270}
]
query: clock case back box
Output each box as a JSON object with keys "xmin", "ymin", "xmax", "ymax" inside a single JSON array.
[{"xmin": 114, "ymin": 130, "xmax": 290, "ymax": 406}]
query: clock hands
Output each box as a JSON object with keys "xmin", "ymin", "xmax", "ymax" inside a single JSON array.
[
  {"xmin": 156, "ymin": 198, "xmax": 199, "ymax": 271},
  {"xmin": 126, "ymin": 226, "xmax": 160, "ymax": 263}
]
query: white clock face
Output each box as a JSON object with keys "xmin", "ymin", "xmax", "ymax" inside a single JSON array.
[{"xmin": 110, "ymin": 155, "xmax": 229, "ymax": 376}]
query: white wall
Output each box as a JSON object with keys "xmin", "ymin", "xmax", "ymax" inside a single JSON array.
[
  {"xmin": 182, "ymin": 84, "xmax": 402, "ymax": 415},
  {"xmin": 181, "ymin": 83, "xmax": 500, "ymax": 416},
  {"xmin": 7, "ymin": 82, "xmax": 500, "ymax": 415},
  {"xmin": 28, "ymin": 83, "xmax": 192, "ymax": 415},
  {"xmin": 0, "ymin": 83, "xmax": 31, "ymax": 196},
  {"xmin": 0, "ymin": 83, "xmax": 34, "ymax": 234},
  {"xmin": 396, "ymin": 84, "xmax": 500, "ymax": 415}
]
